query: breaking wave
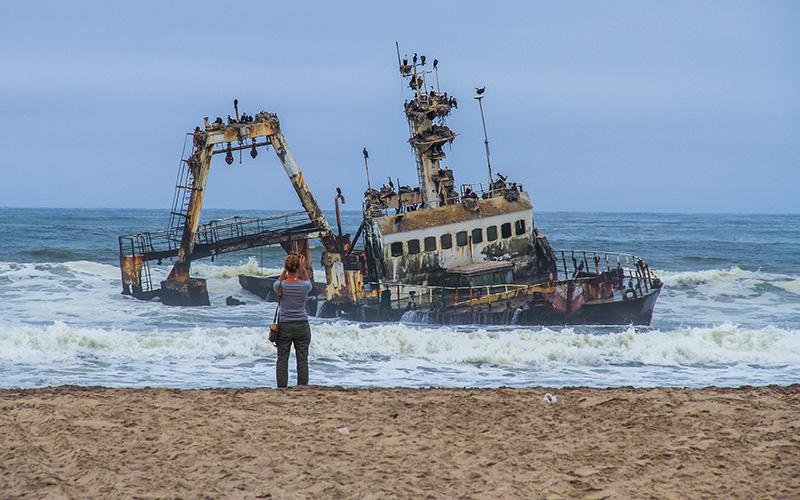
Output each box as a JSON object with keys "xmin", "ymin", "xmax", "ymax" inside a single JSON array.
[
  {"xmin": 191, "ymin": 256, "xmax": 279, "ymax": 279},
  {"xmin": 657, "ymin": 266, "xmax": 799, "ymax": 291},
  {"xmin": 658, "ymin": 266, "xmax": 752, "ymax": 285},
  {"xmin": 2, "ymin": 320, "xmax": 798, "ymax": 369},
  {"xmin": 775, "ymin": 277, "xmax": 800, "ymax": 295},
  {"xmin": 0, "ymin": 322, "xmax": 271, "ymax": 363}
]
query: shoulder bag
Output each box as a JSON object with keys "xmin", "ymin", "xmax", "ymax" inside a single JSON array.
[{"xmin": 269, "ymin": 281, "xmax": 282, "ymax": 345}]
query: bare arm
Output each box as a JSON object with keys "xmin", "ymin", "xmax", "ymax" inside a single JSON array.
[{"xmin": 299, "ymin": 255, "xmax": 310, "ymax": 281}]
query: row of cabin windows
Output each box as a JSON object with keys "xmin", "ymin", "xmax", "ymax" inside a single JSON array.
[{"xmin": 389, "ymin": 220, "xmax": 527, "ymax": 257}]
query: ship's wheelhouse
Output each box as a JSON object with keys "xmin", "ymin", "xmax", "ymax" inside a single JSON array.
[{"xmin": 364, "ymin": 194, "xmax": 536, "ymax": 284}]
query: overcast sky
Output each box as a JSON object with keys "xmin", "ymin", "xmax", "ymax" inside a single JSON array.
[{"xmin": 1, "ymin": 1, "xmax": 798, "ymax": 214}]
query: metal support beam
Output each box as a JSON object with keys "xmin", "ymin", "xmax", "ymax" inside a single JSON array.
[
  {"xmin": 268, "ymin": 129, "xmax": 335, "ymax": 249},
  {"xmin": 160, "ymin": 112, "xmax": 338, "ymax": 305},
  {"xmin": 167, "ymin": 142, "xmax": 212, "ymax": 282}
]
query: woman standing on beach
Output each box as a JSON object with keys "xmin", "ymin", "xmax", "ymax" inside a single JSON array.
[{"xmin": 273, "ymin": 254, "xmax": 313, "ymax": 388}]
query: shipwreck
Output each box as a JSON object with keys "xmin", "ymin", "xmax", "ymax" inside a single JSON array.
[{"xmin": 119, "ymin": 51, "xmax": 662, "ymax": 325}]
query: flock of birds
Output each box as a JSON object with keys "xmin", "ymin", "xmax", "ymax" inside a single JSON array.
[{"xmin": 401, "ymin": 52, "xmax": 438, "ymax": 71}]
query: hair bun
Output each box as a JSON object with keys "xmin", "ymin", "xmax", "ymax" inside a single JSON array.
[{"xmin": 285, "ymin": 255, "xmax": 301, "ymax": 273}]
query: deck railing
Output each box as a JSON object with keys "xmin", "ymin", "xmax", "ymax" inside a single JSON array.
[
  {"xmin": 119, "ymin": 211, "xmax": 311, "ymax": 260},
  {"xmin": 459, "ymin": 181, "xmax": 524, "ymax": 199},
  {"xmin": 553, "ymin": 250, "xmax": 660, "ymax": 296},
  {"xmin": 342, "ymin": 251, "xmax": 660, "ymax": 313}
]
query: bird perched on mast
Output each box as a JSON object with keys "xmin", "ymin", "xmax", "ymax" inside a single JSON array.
[
  {"xmin": 433, "ymin": 58, "xmax": 438, "ymax": 70},
  {"xmin": 420, "ymin": 55, "xmax": 426, "ymax": 65},
  {"xmin": 413, "ymin": 53, "xmax": 418, "ymax": 64},
  {"xmin": 363, "ymin": 148, "xmax": 371, "ymax": 189},
  {"xmin": 476, "ymin": 87, "xmax": 486, "ymax": 95}
]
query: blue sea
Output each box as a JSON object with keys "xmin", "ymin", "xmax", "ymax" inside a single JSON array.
[{"xmin": 1, "ymin": 208, "xmax": 798, "ymax": 389}]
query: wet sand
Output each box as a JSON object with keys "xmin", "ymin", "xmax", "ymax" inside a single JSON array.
[{"xmin": 1, "ymin": 385, "xmax": 798, "ymax": 499}]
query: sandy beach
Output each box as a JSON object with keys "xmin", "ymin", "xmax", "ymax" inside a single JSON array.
[{"xmin": 1, "ymin": 385, "xmax": 798, "ymax": 499}]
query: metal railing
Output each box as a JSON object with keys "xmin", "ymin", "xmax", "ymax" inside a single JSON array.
[
  {"xmin": 553, "ymin": 250, "xmax": 660, "ymax": 296},
  {"xmin": 119, "ymin": 211, "xmax": 312, "ymax": 259},
  {"xmin": 333, "ymin": 250, "xmax": 660, "ymax": 313},
  {"xmin": 459, "ymin": 181, "xmax": 524, "ymax": 199}
]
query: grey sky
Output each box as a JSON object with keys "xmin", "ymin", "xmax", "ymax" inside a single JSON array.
[{"xmin": 1, "ymin": 1, "xmax": 798, "ymax": 213}]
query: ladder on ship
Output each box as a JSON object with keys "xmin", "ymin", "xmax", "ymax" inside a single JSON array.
[{"xmin": 168, "ymin": 133, "xmax": 196, "ymax": 245}]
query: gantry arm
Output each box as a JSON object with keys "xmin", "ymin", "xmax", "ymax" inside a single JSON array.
[{"xmin": 167, "ymin": 113, "xmax": 335, "ymax": 282}]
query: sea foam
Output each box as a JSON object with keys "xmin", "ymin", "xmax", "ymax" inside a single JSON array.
[{"xmin": 2, "ymin": 320, "xmax": 798, "ymax": 370}]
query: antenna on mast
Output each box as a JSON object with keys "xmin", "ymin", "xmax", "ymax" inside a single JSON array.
[
  {"xmin": 474, "ymin": 87, "xmax": 492, "ymax": 190},
  {"xmin": 433, "ymin": 58, "xmax": 439, "ymax": 93},
  {"xmin": 395, "ymin": 42, "xmax": 402, "ymax": 69},
  {"xmin": 363, "ymin": 147, "xmax": 372, "ymax": 190},
  {"xmin": 395, "ymin": 42, "xmax": 405, "ymax": 92}
]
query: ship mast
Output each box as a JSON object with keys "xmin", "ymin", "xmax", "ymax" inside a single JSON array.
[
  {"xmin": 400, "ymin": 51, "xmax": 457, "ymax": 209},
  {"xmin": 474, "ymin": 88, "xmax": 493, "ymax": 191}
]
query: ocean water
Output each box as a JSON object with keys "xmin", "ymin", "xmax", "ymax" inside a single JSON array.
[{"xmin": 1, "ymin": 208, "xmax": 798, "ymax": 389}]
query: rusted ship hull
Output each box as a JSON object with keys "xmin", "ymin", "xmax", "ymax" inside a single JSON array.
[
  {"xmin": 238, "ymin": 274, "xmax": 320, "ymax": 315},
  {"xmin": 307, "ymin": 285, "xmax": 659, "ymax": 326},
  {"xmin": 240, "ymin": 250, "xmax": 662, "ymax": 326},
  {"xmin": 237, "ymin": 275, "xmax": 280, "ymax": 301}
]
